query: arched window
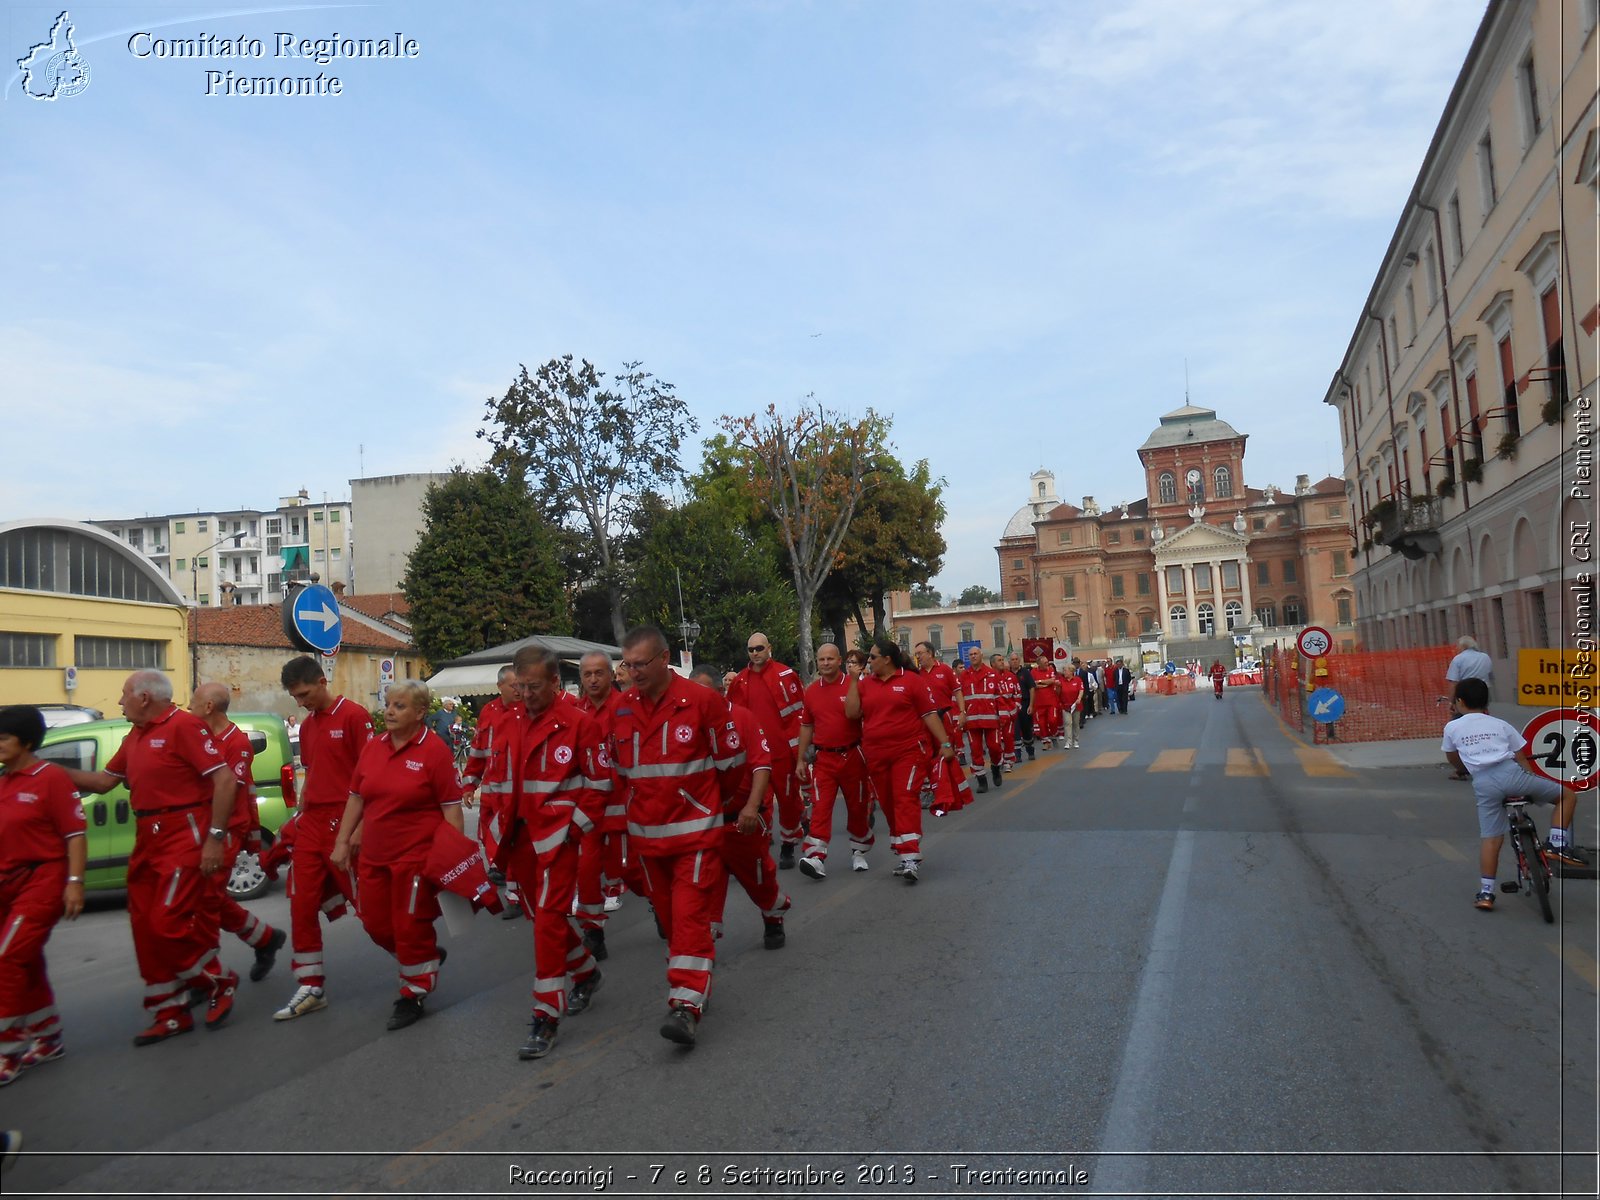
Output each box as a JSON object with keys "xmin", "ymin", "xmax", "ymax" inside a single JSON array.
[
  {"xmin": 927, "ymin": 625, "xmax": 943, "ymax": 650},
  {"xmin": 1255, "ymin": 602, "xmax": 1277, "ymax": 627},
  {"xmin": 1197, "ymin": 602, "xmax": 1215, "ymax": 635},
  {"xmin": 1038, "ymin": 482, "xmax": 1046, "ymax": 497},
  {"xmin": 1169, "ymin": 604, "xmax": 1188, "ymax": 634},
  {"xmin": 1214, "ymin": 466, "xmax": 1233, "ymax": 498},
  {"xmin": 1224, "ymin": 599, "xmax": 1243, "ymax": 630},
  {"xmin": 959, "ymin": 623, "xmax": 975, "ymax": 643},
  {"xmin": 1283, "ymin": 597, "xmax": 1304, "ymax": 626},
  {"xmin": 1112, "ymin": 611, "xmax": 1129, "ymax": 639},
  {"xmin": 1158, "ymin": 472, "xmax": 1177, "ymax": 504}
]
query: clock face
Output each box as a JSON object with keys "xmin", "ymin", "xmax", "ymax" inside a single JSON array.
[{"xmin": 1185, "ymin": 468, "xmax": 1201, "ymax": 485}]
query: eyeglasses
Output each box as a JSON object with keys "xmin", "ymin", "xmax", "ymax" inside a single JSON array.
[
  {"xmin": 622, "ymin": 651, "xmax": 665, "ymax": 671},
  {"xmin": 747, "ymin": 645, "xmax": 768, "ymax": 654}
]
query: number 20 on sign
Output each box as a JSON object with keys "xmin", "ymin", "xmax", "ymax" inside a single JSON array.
[{"xmin": 1521, "ymin": 708, "xmax": 1600, "ymax": 792}]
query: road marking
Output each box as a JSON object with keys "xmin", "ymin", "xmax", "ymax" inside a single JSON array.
[
  {"xmin": 1295, "ymin": 747, "xmax": 1355, "ymax": 777},
  {"xmin": 1394, "ymin": 808, "xmax": 1419, "ymax": 820},
  {"xmin": 1149, "ymin": 748, "xmax": 1195, "ymax": 773},
  {"xmin": 1427, "ymin": 838, "xmax": 1466, "ymax": 862},
  {"xmin": 1552, "ymin": 943, "xmax": 1599, "ymax": 989},
  {"xmin": 1094, "ymin": 828, "xmax": 1195, "ymax": 1193},
  {"xmin": 1225, "ymin": 747, "xmax": 1268, "ymax": 776},
  {"xmin": 1083, "ymin": 751, "xmax": 1131, "ymax": 769}
]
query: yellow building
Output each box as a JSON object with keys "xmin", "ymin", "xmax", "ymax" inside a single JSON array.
[{"xmin": 0, "ymin": 520, "xmax": 191, "ymax": 714}]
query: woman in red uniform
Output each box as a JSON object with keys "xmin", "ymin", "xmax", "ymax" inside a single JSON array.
[
  {"xmin": 0, "ymin": 705, "xmax": 86, "ymax": 1085},
  {"xmin": 330, "ymin": 681, "xmax": 463, "ymax": 1031},
  {"xmin": 1210, "ymin": 660, "xmax": 1227, "ymax": 699},
  {"xmin": 845, "ymin": 641, "xmax": 956, "ymax": 884}
]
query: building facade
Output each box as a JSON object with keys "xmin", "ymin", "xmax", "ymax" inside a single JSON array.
[
  {"xmin": 1326, "ymin": 0, "xmax": 1597, "ymax": 686},
  {"xmin": 349, "ymin": 472, "xmax": 452, "ymax": 595}
]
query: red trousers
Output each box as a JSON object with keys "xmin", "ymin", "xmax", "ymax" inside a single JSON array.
[
  {"xmin": 638, "ymin": 850, "xmax": 724, "ymax": 1016},
  {"xmin": 288, "ymin": 808, "xmax": 357, "ymax": 989},
  {"xmin": 1034, "ymin": 704, "xmax": 1062, "ymax": 740},
  {"xmin": 355, "ymin": 857, "xmax": 442, "ymax": 999},
  {"xmin": 999, "ymin": 713, "xmax": 1017, "ymax": 764},
  {"xmin": 128, "ymin": 811, "xmax": 226, "ymax": 1020},
  {"xmin": 574, "ymin": 829, "xmax": 624, "ymax": 932},
  {"xmin": 802, "ymin": 748, "xmax": 873, "ymax": 861},
  {"xmin": 516, "ymin": 837, "xmax": 596, "ymax": 1021},
  {"xmin": 867, "ymin": 742, "xmax": 930, "ymax": 861},
  {"xmin": 0, "ymin": 861, "xmax": 66, "ymax": 1056},
  {"xmin": 713, "ymin": 822, "xmax": 790, "ymax": 929},
  {"xmin": 965, "ymin": 722, "xmax": 1002, "ymax": 770},
  {"xmin": 933, "ymin": 715, "xmax": 974, "ymax": 811},
  {"xmin": 770, "ymin": 755, "xmax": 803, "ymax": 845},
  {"xmin": 211, "ymin": 830, "xmax": 277, "ymax": 950}
]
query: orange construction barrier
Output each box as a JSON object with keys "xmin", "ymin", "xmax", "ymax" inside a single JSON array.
[{"xmin": 1262, "ymin": 644, "xmax": 1456, "ymax": 743}]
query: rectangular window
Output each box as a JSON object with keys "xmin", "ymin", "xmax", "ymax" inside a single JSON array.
[
  {"xmin": 313, "ymin": 549, "xmax": 325, "ymax": 561},
  {"xmin": 1113, "ymin": 614, "xmax": 1128, "ymax": 640},
  {"xmin": 1477, "ymin": 129, "xmax": 1497, "ymax": 215},
  {"xmin": 0, "ymin": 631, "xmax": 56, "ymax": 668},
  {"xmin": 1107, "ymin": 531, "xmax": 1121, "ymax": 545},
  {"xmin": 1448, "ymin": 192, "xmax": 1464, "ymax": 264},
  {"xmin": 196, "ymin": 556, "xmax": 208, "ymax": 569},
  {"xmin": 1133, "ymin": 528, "xmax": 1145, "ymax": 542},
  {"xmin": 1065, "ymin": 619, "xmax": 1080, "ymax": 645},
  {"xmin": 1528, "ymin": 588, "xmax": 1549, "ymax": 646},
  {"xmin": 197, "ymin": 519, "xmax": 208, "ymax": 533},
  {"xmin": 1253, "ymin": 518, "xmax": 1266, "ymax": 532},
  {"xmin": 1332, "ymin": 551, "xmax": 1348, "ymax": 577},
  {"xmin": 1012, "ymin": 558, "xmax": 1024, "ymax": 570},
  {"xmin": 1014, "ymin": 591, "xmax": 1026, "ymax": 603},
  {"xmin": 992, "ymin": 624, "xmax": 1006, "ymax": 649},
  {"xmin": 1423, "ymin": 243, "xmax": 1439, "ymax": 306},
  {"xmin": 1404, "ymin": 283, "xmax": 1417, "ymax": 344},
  {"xmin": 331, "ymin": 548, "xmax": 342, "ymax": 560},
  {"xmin": 1111, "ymin": 574, "xmax": 1125, "ymax": 598},
  {"xmin": 175, "ymin": 558, "xmax": 187, "ymax": 572},
  {"xmin": 1136, "ymin": 572, "xmax": 1151, "ymax": 596},
  {"xmin": 1282, "ymin": 560, "xmax": 1297, "ymax": 583},
  {"xmin": 249, "ymin": 556, "xmax": 258, "ymax": 573},
  {"xmin": 1337, "ymin": 596, "xmax": 1353, "ymax": 625},
  {"xmin": 1326, "ymin": 504, "xmax": 1343, "ymax": 518},
  {"xmin": 267, "ymin": 572, "xmax": 283, "ymax": 594},
  {"xmin": 1491, "ymin": 596, "xmax": 1508, "ymax": 658},
  {"xmin": 1166, "ymin": 567, "xmax": 1184, "ymax": 594},
  {"xmin": 1221, "ymin": 561, "xmax": 1240, "ymax": 589},
  {"xmin": 1387, "ymin": 316, "xmax": 1400, "ymax": 368},
  {"xmin": 1519, "ymin": 54, "xmax": 1541, "ymax": 142},
  {"xmin": 199, "ymin": 595, "xmax": 209, "ymax": 606},
  {"xmin": 1257, "ymin": 562, "xmax": 1270, "ymax": 585},
  {"xmin": 1063, "ymin": 575, "xmax": 1076, "ymax": 600},
  {"xmin": 928, "ymin": 629, "xmax": 942, "ymax": 651},
  {"xmin": 175, "ymin": 521, "xmax": 186, "ymax": 535},
  {"xmin": 1193, "ymin": 564, "xmax": 1212, "ymax": 590},
  {"xmin": 1057, "ymin": 531, "xmax": 1070, "ymax": 545},
  {"xmin": 331, "ymin": 510, "xmax": 342, "ymax": 523},
  {"xmin": 313, "ymin": 511, "xmax": 324, "ymax": 523},
  {"xmin": 74, "ymin": 636, "xmax": 166, "ymax": 670},
  {"xmin": 266, "ymin": 518, "xmax": 282, "ymax": 536}
]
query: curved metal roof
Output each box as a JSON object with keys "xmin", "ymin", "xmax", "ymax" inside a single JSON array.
[{"xmin": 0, "ymin": 519, "xmax": 186, "ymax": 605}]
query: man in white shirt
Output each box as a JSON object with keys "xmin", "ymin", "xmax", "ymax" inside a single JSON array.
[{"xmin": 1441, "ymin": 678, "xmax": 1587, "ymax": 911}]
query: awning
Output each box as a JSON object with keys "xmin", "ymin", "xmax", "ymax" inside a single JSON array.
[
  {"xmin": 424, "ymin": 664, "xmax": 508, "ymax": 697},
  {"xmin": 282, "ymin": 546, "xmax": 309, "ymax": 569}
]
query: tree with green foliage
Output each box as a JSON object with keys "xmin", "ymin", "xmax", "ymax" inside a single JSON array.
[
  {"xmin": 957, "ymin": 585, "xmax": 1000, "ymax": 607},
  {"xmin": 478, "ymin": 355, "xmax": 694, "ymax": 642},
  {"xmin": 910, "ymin": 584, "xmax": 943, "ymax": 609},
  {"xmin": 401, "ymin": 469, "xmax": 571, "ymax": 665}
]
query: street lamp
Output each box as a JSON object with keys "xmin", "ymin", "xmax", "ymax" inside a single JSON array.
[
  {"xmin": 677, "ymin": 620, "xmax": 701, "ymax": 670},
  {"xmin": 191, "ymin": 532, "xmax": 245, "ymax": 608}
]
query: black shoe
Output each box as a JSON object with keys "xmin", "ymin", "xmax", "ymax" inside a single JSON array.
[
  {"xmin": 437, "ymin": 946, "xmax": 448, "ymax": 967},
  {"xmin": 660, "ymin": 1006, "xmax": 697, "ymax": 1046},
  {"xmin": 519, "ymin": 1016, "xmax": 557, "ymax": 1059},
  {"xmin": 990, "ymin": 765, "xmax": 1002, "ymax": 787},
  {"xmin": 975, "ymin": 775, "xmax": 988, "ymax": 794},
  {"xmin": 386, "ymin": 996, "xmax": 425, "ymax": 1031},
  {"xmin": 583, "ymin": 927, "xmax": 608, "ymax": 961},
  {"xmin": 763, "ymin": 920, "xmax": 786, "ymax": 949},
  {"xmin": 1026, "ymin": 748, "xmax": 1035, "ymax": 761},
  {"xmin": 249, "ymin": 927, "xmax": 287, "ymax": 983},
  {"xmin": 650, "ymin": 905, "xmax": 667, "ymax": 940},
  {"xmin": 500, "ymin": 900, "xmax": 524, "ymax": 920},
  {"xmin": 567, "ymin": 970, "xmax": 603, "ymax": 1015},
  {"xmin": 778, "ymin": 843, "xmax": 797, "ymax": 870},
  {"xmin": 488, "ymin": 868, "xmax": 506, "ymax": 886}
]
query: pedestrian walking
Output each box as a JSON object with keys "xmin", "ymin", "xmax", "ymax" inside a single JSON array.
[
  {"xmin": 461, "ymin": 666, "xmax": 525, "ymax": 918},
  {"xmin": 573, "ymin": 651, "xmax": 632, "ymax": 958},
  {"xmin": 726, "ymin": 633, "xmax": 806, "ymax": 869},
  {"xmin": 794, "ymin": 644, "xmax": 874, "ymax": 877}
]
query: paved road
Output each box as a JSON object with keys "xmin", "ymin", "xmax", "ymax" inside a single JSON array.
[{"xmin": 5, "ymin": 689, "xmax": 1596, "ymax": 1197}]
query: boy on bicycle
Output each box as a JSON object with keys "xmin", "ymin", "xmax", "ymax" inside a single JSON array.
[{"xmin": 1442, "ymin": 678, "xmax": 1588, "ymax": 911}]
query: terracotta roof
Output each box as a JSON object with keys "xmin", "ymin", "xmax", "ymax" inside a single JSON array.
[
  {"xmin": 1310, "ymin": 475, "xmax": 1346, "ymax": 494},
  {"xmin": 338, "ymin": 591, "xmax": 412, "ymax": 629},
  {"xmin": 189, "ymin": 604, "xmax": 413, "ymax": 652}
]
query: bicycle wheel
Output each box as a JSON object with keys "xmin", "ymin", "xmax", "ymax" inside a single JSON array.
[{"xmin": 1518, "ymin": 821, "xmax": 1554, "ymax": 924}]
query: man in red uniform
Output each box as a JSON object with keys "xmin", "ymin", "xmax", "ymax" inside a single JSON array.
[
  {"xmin": 1031, "ymin": 650, "xmax": 1062, "ymax": 748},
  {"xmin": 961, "ymin": 646, "xmax": 1005, "ymax": 792},
  {"xmin": 275, "ymin": 656, "xmax": 372, "ymax": 1021},
  {"xmin": 691, "ymin": 667, "xmax": 790, "ymax": 948},
  {"xmin": 572, "ymin": 650, "xmax": 629, "ymax": 961},
  {"xmin": 63, "ymin": 671, "xmax": 238, "ymax": 1044},
  {"xmin": 508, "ymin": 646, "xmax": 608, "ymax": 1060},
  {"xmin": 795, "ymin": 643, "xmax": 873, "ymax": 878},
  {"xmin": 188, "ymin": 683, "xmax": 285, "ymax": 983},
  {"xmin": 614, "ymin": 626, "xmax": 736, "ymax": 1048},
  {"xmin": 725, "ymin": 631, "xmax": 805, "ymax": 869},
  {"xmin": 990, "ymin": 654, "xmax": 1020, "ymax": 771},
  {"xmin": 462, "ymin": 666, "xmax": 524, "ymax": 919},
  {"xmin": 913, "ymin": 642, "xmax": 975, "ymax": 809}
]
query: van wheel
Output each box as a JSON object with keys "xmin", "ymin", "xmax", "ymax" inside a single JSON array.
[{"xmin": 227, "ymin": 831, "xmax": 275, "ymax": 901}]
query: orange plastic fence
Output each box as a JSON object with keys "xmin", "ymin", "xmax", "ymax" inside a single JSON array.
[{"xmin": 1262, "ymin": 645, "xmax": 1457, "ymax": 743}]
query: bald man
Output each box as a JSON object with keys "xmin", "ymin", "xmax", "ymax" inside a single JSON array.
[
  {"xmin": 189, "ymin": 683, "xmax": 286, "ymax": 985},
  {"xmin": 726, "ymin": 632, "xmax": 806, "ymax": 868}
]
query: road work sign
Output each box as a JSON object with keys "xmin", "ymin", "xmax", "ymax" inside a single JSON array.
[{"xmin": 1516, "ymin": 649, "xmax": 1597, "ymax": 707}]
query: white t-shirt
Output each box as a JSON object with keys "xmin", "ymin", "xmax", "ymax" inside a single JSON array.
[
  {"xmin": 1446, "ymin": 648, "xmax": 1494, "ymax": 683},
  {"xmin": 1441, "ymin": 711, "xmax": 1524, "ymax": 770}
]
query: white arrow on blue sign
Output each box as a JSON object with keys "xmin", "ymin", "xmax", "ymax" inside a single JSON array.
[
  {"xmin": 289, "ymin": 584, "xmax": 343, "ymax": 655},
  {"xmin": 1308, "ymin": 687, "xmax": 1345, "ymax": 724}
]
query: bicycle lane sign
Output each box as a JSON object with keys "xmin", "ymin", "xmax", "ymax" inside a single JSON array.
[{"xmin": 1522, "ymin": 708, "xmax": 1600, "ymax": 791}]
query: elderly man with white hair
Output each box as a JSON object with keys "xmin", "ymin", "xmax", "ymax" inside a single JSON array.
[{"xmin": 1443, "ymin": 636, "xmax": 1496, "ymax": 778}]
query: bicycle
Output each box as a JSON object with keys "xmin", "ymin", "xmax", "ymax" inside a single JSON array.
[{"xmin": 1499, "ymin": 798, "xmax": 1555, "ymax": 924}]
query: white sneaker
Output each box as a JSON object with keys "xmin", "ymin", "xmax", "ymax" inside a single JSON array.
[
  {"xmin": 602, "ymin": 894, "xmax": 623, "ymax": 913},
  {"xmin": 1041, "ymin": 738, "xmax": 1052, "ymax": 749},
  {"xmin": 274, "ymin": 985, "xmax": 327, "ymax": 1021},
  {"xmin": 798, "ymin": 855, "xmax": 826, "ymax": 880},
  {"xmin": 851, "ymin": 851, "xmax": 869, "ymax": 872},
  {"xmin": 893, "ymin": 858, "xmax": 920, "ymax": 883},
  {"xmin": 1002, "ymin": 762, "xmax": 1013, "ymax": 772},
  {"xmin": 1071, "ymin": 741, "xmax": 1080, "ymax": 748}
]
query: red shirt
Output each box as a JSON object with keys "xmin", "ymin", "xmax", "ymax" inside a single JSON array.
[
  {"xmin": 579, "ymin": 688, "xmax": 627, "ymax": 832},
  {"xmin": 857, "ymin": 669, "xmax": 940, "ymax": 759},
  {"xmin": 0, "ymin": 760, "xmax": 85, "ymax": 868},
  {"xmin": 105, "ymin": 705, "xmax": 228, "ymax": 813},
  {"xmin": 348, "ymin": 727, "xmax": 461, "ymax": 866},
  {"xmin": 613, "ymin": 675, "xmax": 738, "ymax": 855},
  {"xmin": 299, "ymin": 697, "xmax": 373, "ymax": 808},
  {"xmin": 214, "ymin": 722, "xmax": 262, "ymax": 831},
  {"xmin": 1059, "ymin": 674, "xmax": 1085, "ymax": 711},
  {"xmin": 800, "ymin": 674, "xmax": 862, "ymax": 749},
  {"xmin": 961, "ymin": 663, "xmax": 999, "ymax": 724},
  {"xmin": 921, "ymin": 661, "xmax": 962, "ymax": 713},
  {"xmin": 716, "ymin": 703, "xmax": 773, "ymax": 816},
  {"xmin": 1031, "ymin": 664, "xmax": 1062, "ymax": 708},
  {"xmin": 727, "ymin": 662, "xmax": 804, "ymax": 758}
]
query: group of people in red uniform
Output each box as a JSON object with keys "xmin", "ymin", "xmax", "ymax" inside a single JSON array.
[{"xmin": 0, "ymin": 626, "xmax": 1134, "ymax": 1080}]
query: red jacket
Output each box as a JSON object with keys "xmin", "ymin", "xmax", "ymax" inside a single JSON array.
[
  {"xmin": 719, "ymin": 702, "xmax": 774, "ymax": 817},
  {"xmin": 1031, "ymin": 664, "xmax": 1062, "ymax": 709},
  {"xmin": 578, "ymin": 687, "xmax": 628, "ymax": 833},
  {"xmin": 462, "ymin": 696, "xmax": 517, "ymax": 790},
  {"xmin": 961, "ymin": 664, "xmax": 1000, "ymax": 726},
  {"xmin": 613, "ymin": 675, "xmax": 740, "ymax": 856},
  {"xmin": 424, "ymin": 821, "xmax": 504, "ymax": 913},
  {"xmin": 513, "ymin": 702, "xmax": 609, "ymax": 858},
  {"xmin": 727, "ymin": 662, "xmax": 804, "ymax": 758}
]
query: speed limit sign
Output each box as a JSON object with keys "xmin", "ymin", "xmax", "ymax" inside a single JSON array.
[
  {"xmin": 1297, "ymin": 626, "xmax": 1333, "ymax": 658},
  {"xmin": 1522, "ymin": 708, "xmax": 1600, "ymax": 792}
]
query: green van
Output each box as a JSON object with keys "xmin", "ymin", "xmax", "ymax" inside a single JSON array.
[{"xmin": 34, "ymin": 713, "xmax": 297, "ymax": 901}]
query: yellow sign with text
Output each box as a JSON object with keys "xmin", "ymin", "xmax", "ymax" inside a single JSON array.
[{"xmin": 1517, "ymin": 649, "xmax": 1598, "ymax": 706}]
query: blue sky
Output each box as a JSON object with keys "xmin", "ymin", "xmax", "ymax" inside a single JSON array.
[{"xmin": 3, "ymin": 0, "xmax": 1484, "ymax": 596}]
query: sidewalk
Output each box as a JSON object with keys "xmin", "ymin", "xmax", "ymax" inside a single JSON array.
[{"xmin": 1272, "ymin": 695, "xmax": 1534, "ymax": 770}]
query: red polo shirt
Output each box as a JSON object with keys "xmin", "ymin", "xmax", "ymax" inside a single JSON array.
[
  {"xmin": 0, "ymin": 760, "xmax": 85, "ymax": 868},
  {"xmin": 800, "ymin": 674, "xmax": 862, "ymax": 749},
  {"xmin": 106, "ymin": 705, "xmax": 227, "ymax": 813},
  {"xmin": 299, "ymin": 696, "xmax": 373, "ymax": 808},
  {"xmin": 348, "ymin": 726, "xmax": 461, "ymax": 866},
  {"xmin": 213, "ymin": 722, "xmax": 261, "ymax": 831},
  {"xmin": 857, "ymin": 670, "xmax": 940, "ymax": 760},
  {"xmin": 922, "ymin": 661, "xmax": 962, "ymax": 713}
]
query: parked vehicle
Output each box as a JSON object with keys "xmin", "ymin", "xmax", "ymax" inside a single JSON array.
[
  {"xmin": 33, "ymin": 713, "xmax": 297, "ymax": 900},
  {"xmin": 38, "ymin": 704, "xmax": 104, "ymax": 728}
]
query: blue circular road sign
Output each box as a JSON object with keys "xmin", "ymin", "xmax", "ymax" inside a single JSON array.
[
  {"xmin": 1307, "ymin": 687, "xmax": 1345, "ymax": 724},
  {"xmin": 287, "ymin": 583, "xmax": 343, "ymax": 655}
]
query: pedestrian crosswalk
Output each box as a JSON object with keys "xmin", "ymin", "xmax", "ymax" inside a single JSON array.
[{"xmin": 1034, "ymin": 743, "xmax": 1356, "ymax": 779}]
